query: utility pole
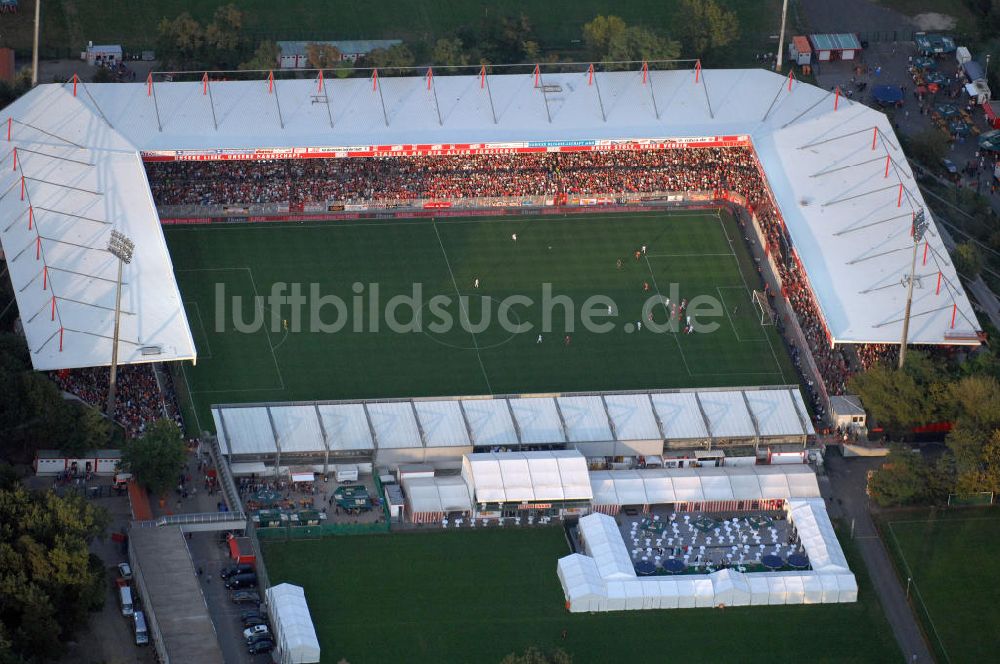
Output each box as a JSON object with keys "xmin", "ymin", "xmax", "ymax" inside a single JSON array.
[
  {"xmin": 898, "ymin": 209, "xmax": 928, "ymax": 369},
  {"xmin": 775, "ymin": 0, "xmax": 789, "ymax": 72},
  {"xmin": 106, "ymin": 230, "xmax": 135, "ymax": 420},
  {"xmin": 31, "ymin": 0, "xmax": 40, "ymax": 86}
]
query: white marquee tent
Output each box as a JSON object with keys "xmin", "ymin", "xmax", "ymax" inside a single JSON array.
[
  {"xmin": 265, "ymin": 584, "xmax": 320, "ymax": 664},
  {"xmin": 558, "ymin": 493, "xmax": 856, "ymax": 612}
]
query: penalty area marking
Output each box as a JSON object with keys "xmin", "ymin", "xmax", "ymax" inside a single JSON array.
[{"xmin": 175, "ymin": 266, "xmax": 286, "ymax": 394}]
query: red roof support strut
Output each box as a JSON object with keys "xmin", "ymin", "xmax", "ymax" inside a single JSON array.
[
  {"xmin": 202, "ymin": 72, "xmax": 208, "ymax": 95},
  {"xmin": 268, "ymin": 70, "xmax": 274, "ymax": 94},
  {"xmin": 588, "ymin": 64, "xmax": 594, "ymax": 86},
  {"xmin": 695, "ymin": 60, "xmax": 702, "ymax": 83},
  {"xmin": 147, "ymin": 72, "xmax": 152, "ymax": 97},
  {"xmin": 317, "ymin": 70, "xmax": 324, "ymax": 93},
  {"xmin": 936, "ymin": 271, "xmax": 942, "ymax": 295},
  {"xmin": 533, "ymin": 64, "xmax": 540, "ymax": 88},
  {"xmin": 642, "ymin": 61, "xmax": 649, "ymax": 85},
  {"xmin": 834, "ymin": 86, "xmax": 840, "ymax": 111},
  {"xmin": 480, "ymin": 65, "xmax": 486, "ymax": 89},
  {"xmin": 871, "ymin": 126, "xmax": 878, "ymax": 150}
]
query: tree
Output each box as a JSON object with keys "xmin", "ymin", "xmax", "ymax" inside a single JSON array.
[
  {"xmin": 91, "ymin": 67, "xmax": 115, "ymax": 83},
  {"xmin": 364, "ymin": 44, "xmax": 415, "ymax": 70},
  {"xmin": 848, "ymin": 360, "xmax": 937, "ymax": 431},
  {"xmin": 953, "ymin": 241, "xmax": 983, "ymax": 278},
  {"xmin": 0, "ymin": 486, "xmax": 108, "ymax": 661},
  {"xmin": 156, "ymin": 13, "xmax": 204, "ymax": 69},
  {"xmin": 948, "ymin": 375, "xmax": 1000, "ymax": 429},
  {"xmin": 677, "ymin": 0, "xmax": 740, "ymax": 57},
  {"xmin": 583, "ymin": 15, "xmax": 628, "ymax": 58},
  {"xmin": 866, "ymin": 447, "xmax": 934, "ymax": 506},
  {"xmin": 903, "ymin": 129, "xmax": 948, "ymax": 166},
  {"xmin": 204, "ymin": 4, "xmax": 244, "ymax": 54},
  {"xmin": 121, "ymin": 419, "xmax": 186, "ymax": 496},
  {"xmin": 582, "ymin": 16, "xmax": 680, "ymax": 68},
  {"xmin": 306, "ymin": 42, "xmax": 342, "ymax": 70},
  {"xmin": 240, "ymin": 40, "xmax": 280, "ymax": 71},
  {"xmin": 432, "ymin": 38, "xmax": 470, "ymax": 67}
]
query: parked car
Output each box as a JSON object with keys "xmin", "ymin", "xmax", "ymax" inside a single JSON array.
[
  {"xmin": 243, "ymin": 624, "xmax": 269, "ymax": 640},
  {"xmin": 941, "ymin": 158, "xmax": 958, "ymax": 175},
  {"xmin": 246, "ymin": 631, "xmax": 273, "ymax": 646},
  {"xmin": 117, "ymin": 562, "xmax": 132, "ymax": 581},
  {"xmin": 220, "ymin": 563, "xmax": 255, "ymax": 579},
  {"xmin": 247, "ymin": 639, "xmax": 275, "ymax": 655},
  {"xmin": 240, "ymin": 609, "xmax": 265, "ymax": 622},
  {"xmin": 243, "ymin": 616, "xmax": 268, "ymax": 629},
  {"xmin": 230, "ymin": 590, "xmax": 260, "ymax": 604},
  {"xmin": 225, "ymin": 572, "xmax": 258, "ymax": 590}
]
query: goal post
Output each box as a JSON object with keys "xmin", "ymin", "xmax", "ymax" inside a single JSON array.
[
  {"xmin": 752, "ymin": 289, "xmax": 775, "ymax": 326},
  {"xmin": 947, "ymin": 491, "xmax": 994, "ymax": 506}
]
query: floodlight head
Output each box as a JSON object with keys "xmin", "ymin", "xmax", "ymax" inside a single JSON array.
[
  {"xmin": 912, "ymin": 209, "xmax": 928, "ymax": 243},
  {"xmin": 107, "ymin": 230, "xmax": 135, "ymax": 264}
]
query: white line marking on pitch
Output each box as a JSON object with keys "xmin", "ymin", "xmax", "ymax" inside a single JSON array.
[
  {"xmin": 184, "ymin": 301, "xmax": 213, "ymax": 359},
  {"xmin": 431, "ymin": 218, "xmax": 494, "ymax": 395}
]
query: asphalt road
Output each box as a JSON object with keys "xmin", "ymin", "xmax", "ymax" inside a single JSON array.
[{"xmin": 823, "ymin": 453, "xmax": 934, "ymax": 664}]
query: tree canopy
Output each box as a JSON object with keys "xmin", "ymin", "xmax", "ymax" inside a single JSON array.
[
  {"xmin": 847, "ymin": 350, "xmax": 947, "ymax": 431},
  {"xmin": 157, "ymin": 4, "xmax": 249, "ymax": 70},
  {"xmin": 676, "ymin": 0, "xmax": 741, "ymax": 57},
  {"xmin": 121, "ymin": 419, "xmax": 187, "ymax": 496},
  {"xmin": 306, "ymin": 43, "xmax": 343, "ymax": 70},
  {"xmin": 582, "ymin": 16, "xmax": 680, "ymax": 67},
  {"xmin": 0, "ymin": 486, "xmax": 108, "ymax": 662}
]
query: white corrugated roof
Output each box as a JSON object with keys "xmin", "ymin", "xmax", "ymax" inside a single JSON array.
[
  {"xmin": 413, "ymin": 400, "xmax": 470, "ymax": 448},
  {"xmin": 365, "ymin": 402, "xmax": 422, "ymax": 449},
  {"xmin": 509, "ymin": 398, "xmax": 565, "ymax": 444},
  {"xmin": 744, "ymin": 390, "xmax": 806, "ymax": 438},
  {"xmin": 558, "ymin": 395, "xmax": 613, "ymax": 442},
  {"xmin": 603, "ymin": 394, "xmax": 662, "ymax": 441},
  {"xmin": 460, "ymin": 398, "xmax": 519, "ymax": 447},
  {"xmin": 698, "ymin": 391, "xmax": 755, "ymax": 438},
  {"xmin": 268, "ymin": 405, "xmax": 324, "ymax": 454},
  {"xmin": 217, "ymin": 407, "xmax": 275, "ymax": 455},
  {"xmin": 650, "ymin": 393, "xmax": 708, "ymax": 439},
  {"xmin": 316, "ymin": 403, "xmax": 374, "ymax": 451}
]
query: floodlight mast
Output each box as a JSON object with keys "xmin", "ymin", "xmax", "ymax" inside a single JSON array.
[
  {"xmin": 106, "ymin": 230, "xmax": 135, "ymax": 419},
  {"xmin": 898, "ymin": 209, "xmax": 928, "ymax": 369}
]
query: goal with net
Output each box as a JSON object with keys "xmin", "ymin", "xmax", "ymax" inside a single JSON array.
[{"xmin": 752, "ymin": 290, "xmax": 775, "ymax": 326}]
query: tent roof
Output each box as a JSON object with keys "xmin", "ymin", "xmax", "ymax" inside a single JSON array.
[
  {"xmin": 402, "ymin": 475, "xmax": 472, "ymax": 514},
  {"xmin": 558, "ymin": 395, "xmax": 613, "ymax": 442},
  {"xmin": 265, "ymin": 584, "xmax": 321, "ymax": 663},
  {"xmin": 462, "ymin": 449, "xmax": 592, "ymax": 503},
  {"xmin": 589, "ymin": 465, "xmax": 820, "ymax": 506}
]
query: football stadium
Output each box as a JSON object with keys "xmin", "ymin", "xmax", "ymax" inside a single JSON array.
[{"xmin": 0, "ymin": 62, "xmax": 975, "ymax": 661}]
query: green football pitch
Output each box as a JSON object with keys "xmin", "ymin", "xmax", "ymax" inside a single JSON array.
[
  {"xmin": 883, "ymin": 508, "xmax": 1000, "ymax": 664},
  {"xmin": 164, "ymin": 210, "xmax": 798, "ymax": 432},
  {"xmin": 262, "ymin": 526, "xmax": 900, "ymax": 664}
]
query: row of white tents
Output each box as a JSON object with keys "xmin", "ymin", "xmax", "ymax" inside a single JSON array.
[{"xmin": 557, "ymin": 502, "xmax": 856, "ymax": 612}]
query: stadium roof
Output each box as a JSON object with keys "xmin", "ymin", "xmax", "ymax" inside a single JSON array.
[
  {"xmin": 2, "ymin": 66, "xmax": 978, "ymax": 370},
  {"xmin": 0, "ymin": 85, "xmax": 196, "ymax": 370}
]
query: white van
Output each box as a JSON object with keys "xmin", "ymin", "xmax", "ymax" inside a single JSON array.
[
  {"xmin": 134, "ymin": 610, "xmax": 148, "ymax": 645},
  {"xmin": 119, "ymin": 585, "xmax": 134, "ymax": 617}
]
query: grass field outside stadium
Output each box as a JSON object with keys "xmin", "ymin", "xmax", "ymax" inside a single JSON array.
[
  {"xmin": 880, "ymin": 507, "xmax": 1000, "ymax": 664},
  {"xmin": 164, "ymin": 209, "xmax": 799, "ymax": 432},
  {"xmin": 262, "ymin": 525, "xmax": 900, "ymax": 664}
]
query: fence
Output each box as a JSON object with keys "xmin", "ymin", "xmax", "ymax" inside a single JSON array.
[{"xmin": 256, "ymin": 520, "xmax": 390, "ymax": 540}]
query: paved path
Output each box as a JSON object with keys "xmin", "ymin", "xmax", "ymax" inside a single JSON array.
[{"xmin": 824, "ymin": 453, "xmax": 934, "ymax": 663}]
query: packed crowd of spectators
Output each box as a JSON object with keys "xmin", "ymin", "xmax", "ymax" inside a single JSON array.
[
  {"xmin": 52, "ymin": 363, "xmax": 183, "ymax": 438},
  {"xmin": 146, "ymin": 148, "xmax": 788, "ymax": 207},
  {"xmin": 146, "ymin": 147, "xmax": 898, "ymax": 413}
]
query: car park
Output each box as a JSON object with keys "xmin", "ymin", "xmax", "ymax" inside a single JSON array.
[
  {"xmin": 243, "ymin": 624, "xmax": 269, "ymax": 640},
  {"xmin": 230, "ymin": 590, "xmax": 261, "ymax": 604},
  {"xmin": 247, "ymin": 639, "xmax": 275, "ymax": 655}
]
